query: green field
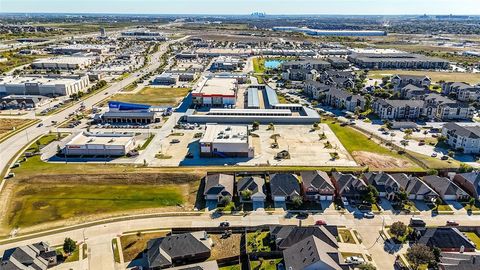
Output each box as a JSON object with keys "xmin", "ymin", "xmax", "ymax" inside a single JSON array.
[
  {"xmin": 250, "ymin": 259, "xmax": 282, "ymax": 270},
  {"xmin": 368, "ymin": 70, "xmax": 480, "ymax": 84},
  {"xmin": 7, "ymin": 183, "xmax": 185, "ymax": 228},
  {"xmin": 110, "ymin": 87, "xmax": 190, "ymax": 106},
  {"xmin": 0, "ymin": 51, "xmax": 44, "ymax": 73},
  {"xmin": 253, "ymin": 57, "xmax": 266, "ymax": 73}
]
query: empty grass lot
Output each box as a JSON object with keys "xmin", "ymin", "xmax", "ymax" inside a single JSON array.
[
  {"xmin": 7, "ymin": 183, "xmax": 184, "ymax": 228},
  {"xmin": 368, "ymin": 70, "xmax": 480, "ymax": 84},
  {"xmin": 250, "ymin": 259, "xmax": 282, "ymax": 270},
  {"xmin": 253, "ymin": 57, "xmax": 266, "ymax": 73},
  {"xmin": 110, "ymin": 87, "xmax": 190, "ymax": 106},
  {"xmin": 120, "ymin": 231, "xmax": 169, "ymax": 262},
  {"xmin": 326, "ymin": 120, "xmax": 421, "ymax": 171},
  {"xmin": 0, "ymin": 118, "xmax": 36, "ymax": 141}
]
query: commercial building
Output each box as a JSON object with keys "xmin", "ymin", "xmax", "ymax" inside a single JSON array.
[
  {"xmin": 192, "ymin": 77, "xmax": 237, "ymax": 107},
  {"xmin": 100, "ymin": 101, "xmax": 164, "ymax": 124},
  {"xmin": 199, "ymin": 124, "xmax": 253, "ymax": 158},
  {"xmin": 64, "ymin": 132, "xmax": 136, "ymax": 156},
  {"xmin": 52, "ymin": 44, "xmax": 112, "ymax": 55},
  {"xmin": 121, "ymin": 30, "xmax": 167, "ymax": 41},
  {"xmin": 0, "ymin": 74, "xmax": 89, "ymax": 97},
  {"xmin": 348, "ymin": 52, "xmax": 449, "ymax": 69},
  {"xmin": 210, "ymin": 56, "xmax": 244, "ymax": 71},
  {"xmin": 31, "ymin": 56, "xmax": 95, "ymax": 70},
  {"xmin": 442, "ymin": 123, "xmax": 480, "ymax": 154}
]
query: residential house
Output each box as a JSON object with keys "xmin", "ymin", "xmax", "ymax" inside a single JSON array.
[
  {"xmin": 391, "ymin": 74, "xmax": 431, "ymax": 91},
  {"xmin": 203, "ymin": 173, "xmax": 234, "ymax": 202},
  {"xmin": 442, "ymin": 82, "xmax": 480, "ymax": 102},
  {"xmin": 326, "ymin": 57, "xmax": 350, "ymax": 69},
  {"xmin": 422, "ymin": 175, "xmax": 470, "ymax": 201},
  {"xmin": 283, "ymin": 235, "xmax": 351, "ymax": 270},
  {"xmin": 452, "ymin": 172, "xmax": 480, "ymax": 199},
  {"xmin": 281, "ymin": 59, "xmax": 331, "ymax": 72},
  {"xmin": 300, "ymin": 170, "xmax": 335, "ymax": 201},
  {"xmin": 269, "ymin": 173, "xmax": 301, "ymax": 203},
  {"xmin": 372, "ymin": 99, "xmax": 424, "ymax": 120},
  {"xmin": 324, "ymin": 88, "xmax": 365, "ymax": 112},
  {"xmin": 442, "ymin": 123, "xmax": 480, "ymax": 154},
  {"xmin": 390, "ymin": 173, "xmax": 439, "ymax": 202},
  {"xmin": 416, "ymin": 227, "xmax": 476, "ymax": 252},
  {"xmin": 146, "ymin": 231, "xmax": 213, "ymax": 269},
  {"xmin": 236, "ymin": 176, "xmax": 266, "ymax": 202},
  {"xmin": 1, "ymin": 242, "xmax": 57, "ymax": 270},
  {"xmin": 168, "ymin": 261, "xmax": 219, "ymax": 270},
  {"xmin": 269, "ymin": 225, "xmax": 339, "ymax": 250},
  {"xmin": 362, "ymin": 172, "xmax": 400, "ymax": 200},
  {"xmin": 331, "ymin": 172, "xmax": 368, "ymax": 201}
]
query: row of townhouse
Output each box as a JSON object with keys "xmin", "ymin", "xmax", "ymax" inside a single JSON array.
[
  {"xmin": 363, "ymin": 171, "xmax": 479, "ymax": 202},
  {"xmin": 442, "ymin": 123, "xmax": 480, "ymax": 154}
]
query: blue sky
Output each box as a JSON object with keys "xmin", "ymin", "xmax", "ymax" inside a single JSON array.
[{"xmin": 1, "ymin": 0, "xmax": 480, "ymax": 15}]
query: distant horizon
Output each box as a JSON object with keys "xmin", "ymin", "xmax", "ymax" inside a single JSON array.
[
  {"xmin": 1, "ymin": 0, "xmax": 480, "ymax": 16},
  {"xmin": 2, "ymin": 12, "xmax": 480, "ymax": 16}
]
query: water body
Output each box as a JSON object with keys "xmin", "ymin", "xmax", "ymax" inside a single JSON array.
[{"xmin": 264, "ymin": 59, "xmax": 284, "ymax": 69}]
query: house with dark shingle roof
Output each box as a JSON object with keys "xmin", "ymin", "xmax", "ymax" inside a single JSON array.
[
  {"xmin": 453, "ymin": 172, "xmax": 480, "ymax": 200},
  {"xmin": 146, "ymin": 231, "xmax": 213, "ymax": 269},
  {"xmin": 373, "ymin": 99, "xmax": 424, "ymax": 120},
  {"xmin": 269, "ymin": 173, "xmax": 301, "ymax": 203},
  {"xmin": 300, "ymin": 171, "xmax": 335, "ymax": 201},
  {"xmin": 269, "ymin": 225, "xmax": 339, "ymax": 251},
  {"xmin": 236, "ymin": 176, "xmax": 266, "ymax": 202},
  {"xmin": 362, "ymin": 172, "xmax": 400, "ymax": 200},
  {"xmin": 390, "ymin": 173, "xmax": 439, "ymax": 202},
  {"xmin": 324, "ymin": 88, "xmax": 365, "ymax": 112},
  {"xmin": 422, "ymin": 175, "xmax": 470, "ymax": 201},
  {"xmin": 439, "ymin": 252, "xmax": 480, "ymax": 270},
  {"xmin": 391, "ymin": 74, "xmax": 431, "ymax": 90},
  {"xmin": 282, "ymin": 234, "xmax": 351, "ymax": 270},
  {"xmin": 442, "ymin": 81, "xmax": 480, "ymax": 102},
  {"xmin": 203, "ymin": 173, "xmax": 234, "ymax": 202},
  {"xmin": 0, "ymin": 242, "xmax": 57, "ymax": 270},
  {"xmin": 415, "ymin": 227, "xmax": 476, "ymax": 252},
  {"xmin": 331, "ymin": 172, "xmax": 367, "ymax": 201}
]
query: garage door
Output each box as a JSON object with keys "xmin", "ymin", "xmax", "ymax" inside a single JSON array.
[
  {"xmin": 326, "ymin": 195, "xmax": 333, "ymax": 200},
  {"xmin": 274, "ymin": 196, "xmax": 286, "ymax": 202},
  {"xmin": 320, "ymin": 195, "xmax": 327, "ymax": 201}
]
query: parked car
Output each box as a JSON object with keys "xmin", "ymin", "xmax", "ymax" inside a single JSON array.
[
  {"xmin": 363, "ymin": 212, "xmax": 375, "ymax": 219},
  {"xmin": 170, "ymin": 139, "xmax": 180, "ymax": 144},
  {"xmin": 431, "ymin": 153, "xmax": 437, "ymax": 157},
  {"xmin": 296, "ymin": 212, "xmax": 309, "ymax": 219},
  {"xmin": 4, "ymin": 172, "xmax": 15, "ymax": 179},
  {"xmin": 446, "ymin": 220, "xmax": 459, "ymax": 226},
  {"xmin": 409, "ymin": 217, "xmax": 426, "ymax": 227},
  {"xmin": 37, "ymin": 123, "xmax": 43, "ymax": 127},
  {"xmin": 219, "ymin": 221, "xmax": 230, "ymax": 227},
  {"xmin": 345, "ymin": 256, "xmax": 365, "ymax": 265},
  {"xmin": 441, "ymin": 156, "xmax": 449, "ymax": 160},
  {"xmin": 315, "ymin": 220, "xmax": 327, "ymax": 226}
]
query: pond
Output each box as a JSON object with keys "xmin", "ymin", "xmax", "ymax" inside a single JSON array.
[{"xmin": 264, "ymin": 59, "xmax": 284, "ymax": 69}]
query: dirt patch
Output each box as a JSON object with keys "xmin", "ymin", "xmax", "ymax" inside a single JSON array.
[
  {"xmin": 120, "ymin": 231, "xmax": 169, "ymax": 262},
  {"xmin": 0, "ymin": 118, "xmax": 32, "ymax": 138},
  {"xmin": 209, "ymin": 233, "xmax": 241, "ymax": 260},
  {"xmin": 352, "ymin": 151, "xmax": 414, "ymax": 169}
]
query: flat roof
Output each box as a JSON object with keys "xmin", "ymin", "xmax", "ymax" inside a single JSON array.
[
  {"xmin": 193, "ymin": 77, "xmax": 237, "ymax": 97},
  {"xmin": 247, "ymin": 88, "xmax": 260, "ymax": 108},
  {"xmin": 33, "ymin": 56, "xmax": 94, "ymax": 65},
  {"xmin": 0, "ymin": 75, "xmax": 86, "ymax": 86},
  {"xmin": 207, "ymin": 108, "xmax": 292, "ymax": 116},
  {"xmin": 200, "ymin": 124, "xmax": 248, "ymax": 144},
  {"xmin": 67, "ymin": 132, "xmax": 134, "ymax": 146}
]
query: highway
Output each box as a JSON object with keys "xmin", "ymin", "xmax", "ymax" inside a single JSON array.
[{"xmin": 0, "ymin": 35, "xmax": 189, "ymax": 179}]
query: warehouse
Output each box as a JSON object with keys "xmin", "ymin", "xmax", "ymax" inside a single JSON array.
[
  {"xmin": 272, "ymin": 27, "xmax": 387, "ymax": 36},
  {"xmin": 199, "ymin": 124, "xmax": 254, "ymax": 158},
  {"xmin": 0, "ymin": 75, "xmax": 89, "ymax": 96},
  {"xmin": 192, "ymin": 77, "xmax": 237, "ymax": 107},
  {"xmin": 52, "ymin": 44, "xmax": 112, "ymax": 55},
  {"xmin": 31, "ymin": 56, "xmax": 96, "ymax": 70},
  {"xmin": 121, "ymin": 30, "xmax": 167, "ymax": 41},
  {"xmin": 64, "ymin": 132, "xmax": 136, "ymax": 156}
]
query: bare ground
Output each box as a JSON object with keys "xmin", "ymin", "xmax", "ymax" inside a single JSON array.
[{"xmin": 352, "ymin": 151, "xmax": 414, "ymax": 170}]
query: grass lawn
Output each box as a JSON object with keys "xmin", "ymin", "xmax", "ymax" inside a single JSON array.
[
  {"xmin": 0, "ymin": 118, "xmax": 36, "ymax": 141},
  {"xmin": 368, "ymin": 70, "xmax": 480, "ymax": 84},
  {"xmin": 112, "ymin": 239, "xmax": 121, "ymax": 263},
  {"xmin": 120, "ymin": 231, "xmax": 169, "ymax": 262},
  {"xmin": 247, "ymin": 231, "xmax": 272, "ymax": 253},
  {"xmin": 110, "ymin": 87, "xmax": 190, "ymax": 106},
  {"xmin": 24, "ymin": 133, "xmax": 68, "ymax": 153},
  {"xmin": 250, "ymin": 259, "xmax": 282, "ymax": 270},
  {"xmin": 7, "ymin": 183, "xmax": 185, "ymax": 228},
  {"xmin": 56, "ymin": 245, "xmax": 80, "ymax": 263},
  {"xmin": 464, "ymin": 232, "xmax": 480, "ymax": 247},
  {"xmin": 138, "ymin": 134, "xmax": 155, "ymax": 150},
  {"xmin": 253, "ymin": 57, "xmax": 265, "ymax": 73},
  {"xmin": 209, "ymin": 234, "xmax": 241, "ymax": 260},
  {"xmin": 82, "ymin": 244, "xmax": 88, "ymax": 259},
  {"xmin": 338, "ymin": 229, "xmax": 356, "ymax": 244},
  {"xmin": 436, "ymin": 203, "xmax": 453, "ymax": 212},
  {"xmin": 407, "ymin": 150, "xmax": 461, "ymax": 170}
]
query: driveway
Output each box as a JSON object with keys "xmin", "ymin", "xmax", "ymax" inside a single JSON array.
[{"xmin": 252, "ymin": 201, "xmax": 265, "ymax": 211}]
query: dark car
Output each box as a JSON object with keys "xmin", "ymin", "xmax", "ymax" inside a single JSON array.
[
  {"xmin": 219, "ymin": 221, "xmax": 230, "ymax": 227},
  {"xmin": 409, "ymin": 217, "xmax": 426, "ymax": 227},
  {"xmin": 296, "ymin": 212, "xmax": 309, "ymax": 219}
]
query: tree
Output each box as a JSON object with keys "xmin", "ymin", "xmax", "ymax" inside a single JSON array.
[
  {"xmin": 404, "ymin": 129, "xmax": 413, "ymax": 138},
  {"xmin": 240, "ymin": 190, "xmax": 252, "ymax": 201},
  {"xmin": 291, "ymin": 195, "xmax": 303, "ymax": 208},
  {"xmin": 252, "ymin": 121, "xmax": 259, "ymax": 131},
  {"xmin": 390, "ymin": 221, "xmax": 407, "ymax": 240},
  {"xmin": 358, "ymin": 263, "xmax": 376, "ymax": 270},
  {"xmin": 426, "ymin": 169, "xmax": 438, "ymax": 176},
  {"xmin": 459, "ymin": 163, "xmax": 474, "ymax": 173},
  {"xmin": 220, "ymin": 196, "xmax": 232, "ymax": 206},
  {"xmin": 63, "ymin": 238, "xmax": 76, "ymax": 254},
  {"xmin": 407, "ymin": 244, "xmax": 435, "ymax": 270},
  {"xmin": 362, "ymin": 185, "xmax": 379, "ymax": 205}
]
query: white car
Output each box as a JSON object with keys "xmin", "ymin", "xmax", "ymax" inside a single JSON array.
[{"xmin": 345, "ymin": 256, "xmax": 365, "ymax": 265}]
